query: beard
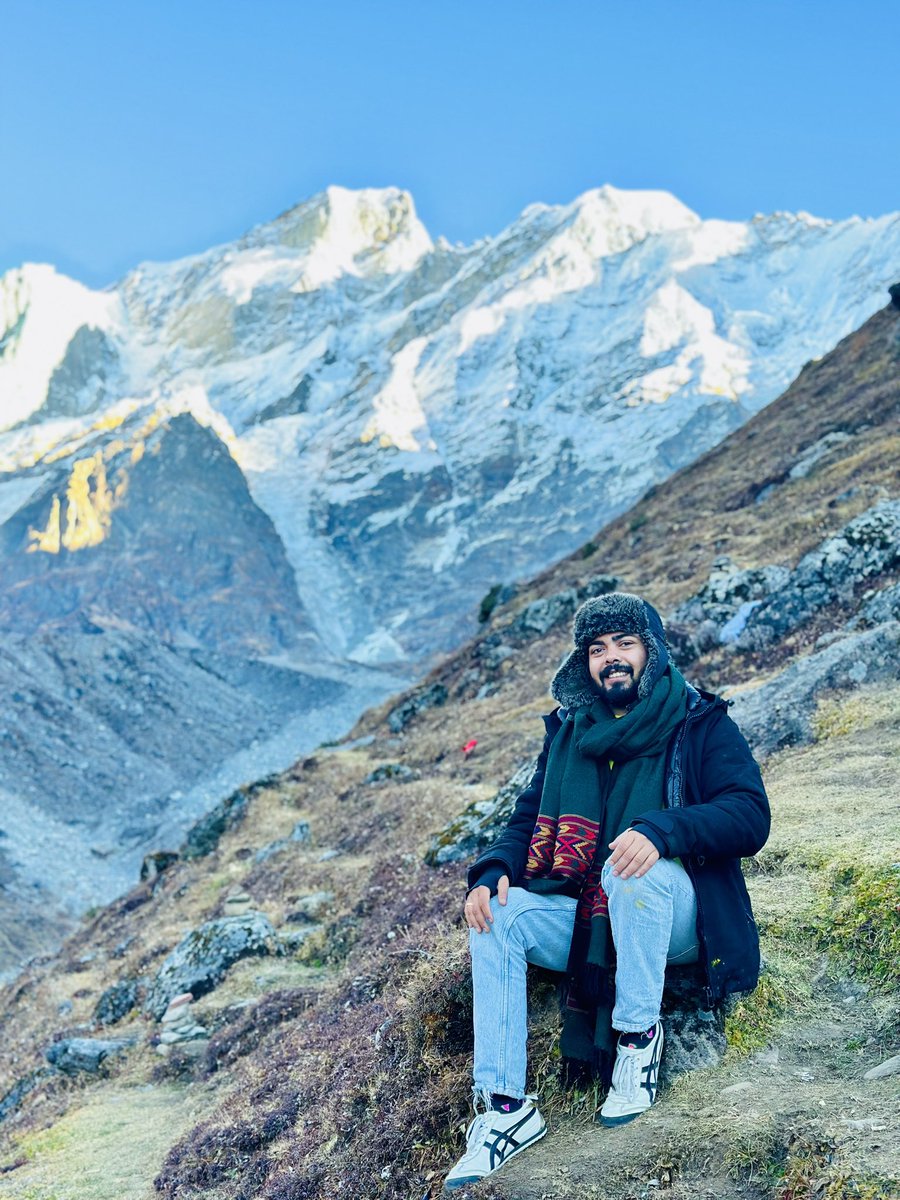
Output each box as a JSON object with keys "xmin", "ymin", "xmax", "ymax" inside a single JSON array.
[{"xmin": 596, "ymin": 665, "xmax": 640, "ymax": 708}]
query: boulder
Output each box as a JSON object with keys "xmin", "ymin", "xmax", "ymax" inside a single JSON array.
[
  {"xmin": 670, "ymin": 557, "xmax": 790, "ymax": 642},
  {"xmin": 140, "ymin": 851, "xmax": 179, "ymax": 881},
  {"xmin": 45, "ymin": 1036, "xmax": 135, "ymax": 1075},
  {"xmin": 849, "ymin": 581, "xmax": 900, "ymax": 629},
  {"xmin": 94, "ymin": 978, "xmax": 140, "ymax": 1025},
  {"xmin": 425, "ymin": 758, "xmax": 536, "ymax": 866},
  {"xmin": 0, "ymin": 1069, "xmax": 54, "ymax": 1124},
  {"xmin": 387, "ymin": 682, "xmax": 448, "ymax": 733},
  {"xmin": 180, "ymin": 786, "xmax": 251, "ymax": 860},
  {"xmin": 737, "ymin": 501, "xmax": 900, "ymax": 650},
  {"xmin": 254, "ymin": 820, "xmax": 313, "ymax": 864},
  {"xmin": 364, "ymin": 763, "xmax": 417, "ymax": 785},
  {"xmin": 144, "ymin": 912, "xmax": 280, "ymax": 1019},
  {"xmin": 728, "ymin": 622, "xmax": 900, "ymax": 757},
  {"xmin": 660, "ymin": 966, "xmax": 727, "ymax": 1080}
]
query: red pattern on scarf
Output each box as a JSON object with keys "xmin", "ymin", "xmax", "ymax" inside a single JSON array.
[{"xmin": 523, "ymin": 813, "xmax": 608, "ymax": 925}]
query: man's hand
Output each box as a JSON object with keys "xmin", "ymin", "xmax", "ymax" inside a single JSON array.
[
  {"xmin": 608, "ymin": 830, "xmax": 659, "ymax": 879},
  {"xmin": 464, "ymin": 876, "xmax": 509, "ymax": 932}
]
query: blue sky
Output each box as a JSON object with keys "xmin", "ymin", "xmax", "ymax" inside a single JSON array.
[{"xmin": 2, "ymin": 0, "xmax": 897, "ymax": 287}]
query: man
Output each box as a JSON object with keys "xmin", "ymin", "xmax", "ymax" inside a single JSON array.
[{"xmin": 444, "ymin": 592, "xmax": 770, "ymax": 1191}]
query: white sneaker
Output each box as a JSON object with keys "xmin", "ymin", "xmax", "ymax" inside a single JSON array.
[
  {"xmin": 443, "ymin": 1091, "xmax": 547, "ymax": 1191},
  {"xmin": 599, "ymin": 1021, "xmax": 664, "ymax": 1127}
]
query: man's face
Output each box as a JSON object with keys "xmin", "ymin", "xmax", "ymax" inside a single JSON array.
[{"xmin": 587, "ymin": 631, "xmax": 648, "ymax": 709}]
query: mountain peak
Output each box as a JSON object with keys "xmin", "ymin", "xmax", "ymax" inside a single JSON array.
[
  {"xmin": 247, "ymin": 184, "xmax": 433, "ymax": 278},
  {"xmin": 573, "ymin": 183, "xmax": 700, "ymax": 232}
]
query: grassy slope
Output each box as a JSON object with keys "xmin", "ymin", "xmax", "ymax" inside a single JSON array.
[{"xmin": 0, "ymin": 302, "xmax": 898, "ymax": 1200}]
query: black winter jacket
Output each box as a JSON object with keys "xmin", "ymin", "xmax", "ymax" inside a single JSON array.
[{"xmin": 467, "ymin": 687, "xmax": 771, "ymax": 1006}]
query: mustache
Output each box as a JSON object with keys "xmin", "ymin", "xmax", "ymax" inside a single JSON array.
[{"xmin": 600, "ymin": 664, "xmax": 634, "ymax": 681}]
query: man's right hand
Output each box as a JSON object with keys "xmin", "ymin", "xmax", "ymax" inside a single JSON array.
[{"xmin": 464, "ymin": 875, "xmax": 510, "ymax": 932}]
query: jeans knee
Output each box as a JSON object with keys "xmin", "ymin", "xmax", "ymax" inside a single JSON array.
[{"xmin": 602, "ymin": 858, "xmax": 658, "ymax": 897}]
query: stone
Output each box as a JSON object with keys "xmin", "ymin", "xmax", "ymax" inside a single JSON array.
[
  {"xmin": 255, "ymin": 839, "xmax": 288, "ymax": 864},
  {"xmin": 659, "ymin": 967, "xmax": 727, "ymax": 1079},
  {"xmin": 140, "ymin": 851, "xmax": 179, "ymax": 882},
  {"xmin": 278, "ymin": 926, "xmax": 322, "ymax": 952},
  {"xmin": 144, "ymin": 913, "xmax": 279, "ymax": 1019},
  {"xmin": 728, "ymin": 622, "xmax": 900, "ymax": 757},
  {"xmin": 666, "ymin": 554, "xmax": 799, "ymax": 662},
  {"xmin": 45, "ymin": 1036, "xmax": 136, "ymax": 1075},
  {"xmin": 163, "ymin": 991, "xmax": 194, "ymax": 1013},
  {"xmin": 364, "ymin": 763, "xmax": 417, "ymax": 785},
  {"xmin": 425, "ymin": 758, "xmax": 536, "ymax": 866},
  {"xmin": 285, "ymin": 891, "xmax": 334, "ymax": 922},
  {"xmin": 864, "ymin": 1054, "xmax": 900, "ymax": 1080},
  {"xmin": 849, "ymin": 581, "xmax": 900, "ymax": 629},
  {"xmin": 788, "ymin": 432, "xmax": 852, "ymax": 480},
  {"xmin": 94, "ymin": 978, "xmax": 140, "ymax": 1025},
  {"xmin": 159, "ymin": 1023, "xmax": 207, "ymax": 1044},
  {"xmin": 737, "ymin": 500, "xmax": 900, "ymax": 650},
  {"xmin": 387, "ymin": 683, "xmax": 448, "ymax": 734},
  {"xmin": 0, "ymin": 1069, "xmax": 53, "ymax": 1124},
  {"xmin": 180, "ymin": 786, "xmax": 252, "ymax": 860}
]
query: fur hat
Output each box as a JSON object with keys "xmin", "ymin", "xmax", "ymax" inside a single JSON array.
[{"xmin": 550, "ymin": 592, "xmax": 670, "ymax": 710}]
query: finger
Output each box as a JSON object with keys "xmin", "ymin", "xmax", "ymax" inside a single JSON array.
[
  {"xmin": 619, "ymin": 846, "xmax": 658, "ymax": 880},
  {"xmin": 497, "ymin": 876, "xmax": 510, "ymax": 905},
  {"xmin": 631, "ymin": 849, "xmax": 659, "ymax": 879},
  {"xmin": 608, "ymin": 833, "xmax": 634, "ymax": 869},
  {"xmin": 467, "ymin": 888, "xmax": 493, "ymax": 933}
]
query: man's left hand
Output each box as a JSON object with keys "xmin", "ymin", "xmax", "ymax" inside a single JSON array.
[{"xmin": 608, "ymin": 830, "xmax": 659, "ymax": 879}]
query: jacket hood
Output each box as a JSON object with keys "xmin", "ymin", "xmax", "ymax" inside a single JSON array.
[{"xmin": 550, "ymin": 591, "xmax": 670, "ymax": 710}]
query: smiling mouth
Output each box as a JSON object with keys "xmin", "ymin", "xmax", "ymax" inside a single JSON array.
[{"xmin": 603, "ymin": 667, "xmax": 633, "ymax": 682}]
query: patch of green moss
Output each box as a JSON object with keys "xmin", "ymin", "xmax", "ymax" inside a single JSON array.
[
  {"xmin": 724, "ymin": 956, "xmax": 808, "ymax": 1055},
  {"xmin": 812, "ymin": 862, "xmax": 900, "ymax": 990}
]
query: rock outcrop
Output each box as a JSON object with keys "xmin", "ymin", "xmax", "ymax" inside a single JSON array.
[
  {"xmin": 144, "ymin": 913, "xmax": 280, "ymax": 1019},
  {"xmin": 44, "ymin": 1036, "xmax": 136, "ymax": 1075},
  {"xmin": 736, "ymin": 500, "xmax": 900, "ymax": 650},
  {"xmin": 728, "ymin": 622, "xmax": 900, "ymax": 756}
]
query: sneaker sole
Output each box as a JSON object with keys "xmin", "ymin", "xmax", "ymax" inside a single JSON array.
[
  {"xmin": 443, "ymin": 1123, "xmax": 547, "ymax": 1191},
  {"xmin": 598, "ymin": 1108, "xmax": 647, "ymax": 1128}
]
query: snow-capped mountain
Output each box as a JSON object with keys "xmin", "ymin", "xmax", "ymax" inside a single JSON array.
[
  {"xmin": 2, "ymin": 184, "xmax": 899, "ymax": 667},
  {"xmin": 0, "ymin": 183, "xmax": 898, "ymax": 972}
]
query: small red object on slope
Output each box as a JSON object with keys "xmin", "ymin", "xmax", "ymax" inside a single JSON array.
[{"xmin": 462, "ymin": 739, "xmax": 477, "ymax": 758}]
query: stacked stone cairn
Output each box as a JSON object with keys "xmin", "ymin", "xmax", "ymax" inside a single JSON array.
[{"xmin": 156, "ymin": 992, "xmax": 208, "ymax": 1056}]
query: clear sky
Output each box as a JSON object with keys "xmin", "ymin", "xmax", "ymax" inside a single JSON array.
[{"xmin": 2, "ymin": 0, "xmax": 897, "ymax": 288}]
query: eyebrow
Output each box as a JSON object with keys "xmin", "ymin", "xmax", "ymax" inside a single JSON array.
[{"xmin": 588, "ymin": 633, "xmax": 634, "ymax": 647}]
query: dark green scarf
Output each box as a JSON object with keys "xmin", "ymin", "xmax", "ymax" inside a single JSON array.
[{"xmin": 523, "ymin": 665, "xmax": 689, "ymax": 1076}]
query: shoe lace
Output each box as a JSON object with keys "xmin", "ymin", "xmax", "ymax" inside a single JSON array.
[
  {"xmin": 466, "ymin": 1088, "xmax": 538, "ymax": 1147},
  {"xmin": 610, "ymin": 1048, "xmax": 640, "ymax": 1099}
]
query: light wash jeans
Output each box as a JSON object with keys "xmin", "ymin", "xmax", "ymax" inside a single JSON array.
[{"xmin": 470, "ymin": 856, "xmax": 699, "ymax": 1098}]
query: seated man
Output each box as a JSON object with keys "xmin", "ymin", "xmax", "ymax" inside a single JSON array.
[{"xmin": 445, "ymin": 592, "xmax": 770, "ymax": 1191}]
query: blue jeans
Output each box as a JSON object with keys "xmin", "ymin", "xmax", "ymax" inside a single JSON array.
[{"xmin": 470, "ymin": 857, "xmax": 699, "ymax": 1098}]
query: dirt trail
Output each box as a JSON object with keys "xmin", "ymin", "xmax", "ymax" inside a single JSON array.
[{"xmin": 483, "ymin": 966, "xmax": 898, "ymax": 1200}]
